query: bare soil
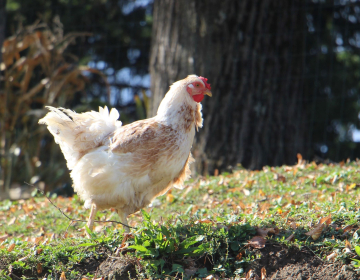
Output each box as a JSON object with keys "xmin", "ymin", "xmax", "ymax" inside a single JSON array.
[{"xmin": 247, "ymin": 242, "xmax": 359, "ymax": 280}]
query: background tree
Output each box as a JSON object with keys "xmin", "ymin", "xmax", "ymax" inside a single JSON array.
[
  {"xmin": 3, "ymin": 0, "xmax": 360, "ymax": 192},
  {"xmin": 150, "ymin": 0, "xmax": 307, "ymax": 172},
  {"xmin": 1, "ymin": 0, "xmax": 153, "ymax": 193}
]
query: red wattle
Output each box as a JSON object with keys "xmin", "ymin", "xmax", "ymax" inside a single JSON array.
[{"xmin": 192, "ymin": 93, "xmax": 204, "ymax": 102}]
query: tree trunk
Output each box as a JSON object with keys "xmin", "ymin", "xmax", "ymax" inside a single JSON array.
[{"xmin": 150, "ymin": 0, "xmax": 307, "ymax": 172}]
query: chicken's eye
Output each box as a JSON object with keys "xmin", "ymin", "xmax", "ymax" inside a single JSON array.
[{"xmin": 195, "ymin": 83, "xmax": 200, "ymax": 87}]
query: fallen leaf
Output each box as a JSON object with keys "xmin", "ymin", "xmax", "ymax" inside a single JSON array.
[
  {"xmin": 256, "ymin": 227, "xmax": 276, "ymax": 237},
  {"xmin": 274, "ymin": 174, "xmax": 286, "ymax": 183},
  {"xmin": 7, "ymin": 243, "xmax": 15, "ymax": 252},
  {"xmin": 8, "ymin": 217, "xmax": 16, "ymax": 225},
  {"xmin": 326, "ymin": 252, "xmax": 337, "ymax": 261},
  {"xmin": 297, "ymin": 153, "xmax": 303, "ymax": 162},
  {"xmin": 258, "ymin": 189, "xmax": 265, "ymax": 196},
  {"xmin": 246, "ymin": 269, "xmax": 260, "ymax": 280},
  {"xmin": 60, "ymin": 272, "xmax": 66, "ymax": 280},
  {"xmin": 319, "ymin": 215, "xmax": 332, "ymax": 225},
  {"xmin": 345, "ymin": 239, "xmax": 352, "ymax": 250},
  {"xmin": 293, "ymin": 168, "xmax": 298, "ymax": 176},
  {"xmin": 236, "ymin": 251, "xmax": 243, "ymax": 260},
  {"xmin": 166, "ymin": 193, "xmax": 174, "ymax": 203},
  {"xmin": 261, "ymin": 267, "xmax": 267, "ymax": 280},
  {"xmin": 238, "ymin": 201, "xmax": 246, "ymax": 210},
  {"xmin": 0, "ymin": 234, "xmax": 9, "ymax": 242},
  {"xmin": 247, "ymin": 236, "xmax": 266, "ymax": 249},
  {"xmin": 290, "ymin": 222, "xmax": 297, "ymax": 230},
  {"xmin": 285, "ymin": 233, "xmax": 295, "ymax": 242},
  {"xmin": 194, "ymin": 219, "xmax": 213, "ymax": 224},
  {"xmin": 37, "ymin": 263, "xmax": 43, "ymax": 274},
  {"xmin": 342, "ymin": 225, "xmax": 354, "ymax": 233},
  {"xmin": 34, "ymin": 236, "xmax": 43, "ymax": 245},
  {"xmin": 305, "ymin": 215, "xmax": 331, "ymax": 240},
  {"xmin": 305, "ymin": 223, "xmax": 325, "ymax": 240}
]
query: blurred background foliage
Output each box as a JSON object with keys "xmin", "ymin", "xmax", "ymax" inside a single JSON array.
[
  {"xmin": 1, "ymin": 0, "xmax": 360, "ymax": 196},
  {"xmin": 1, "ymin": 0, "xmax": 152, "ymax": 196}
]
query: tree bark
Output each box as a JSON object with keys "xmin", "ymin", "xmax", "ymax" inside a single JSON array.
[{"xmin": 150, "ymin": 0, "xmax": 307, "ymax": 172}]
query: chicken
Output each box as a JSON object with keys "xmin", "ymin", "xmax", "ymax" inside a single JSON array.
[{"xmin": 39, "ymin": 75, "xmax": 212, "ymax": 232}]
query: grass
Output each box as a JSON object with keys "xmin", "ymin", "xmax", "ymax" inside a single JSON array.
[{"xmin": 1, "ymin": 158, "xmax": 360, "ymax": 279}]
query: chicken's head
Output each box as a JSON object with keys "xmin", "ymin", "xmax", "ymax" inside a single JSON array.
[{"xmin": 185, "ymin": 75, "xmax": 212, "ymax": 103}]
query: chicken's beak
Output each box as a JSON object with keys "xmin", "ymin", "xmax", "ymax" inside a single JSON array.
[{"xmin": 204, "ymin": 90, "xmax": 212, "ymax": 97}]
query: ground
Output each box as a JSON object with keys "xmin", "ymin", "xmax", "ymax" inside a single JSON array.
[{"xmin": 1, "ymin": 159, "xmax": 360, "ymax": 279}]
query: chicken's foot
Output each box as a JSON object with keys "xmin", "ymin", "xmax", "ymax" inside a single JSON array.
[
  {"xmin": 116, "ymin": 209, "xmax": 129, "ymax": 233},
  {"xmin": 85, "ymin": 204, "xmax": 97, "ymax": 236}
]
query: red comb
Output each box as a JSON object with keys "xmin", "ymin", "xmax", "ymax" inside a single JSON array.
[{"xmin": 199, "ymin": 76, "xmax": 211, "ymax": 90}]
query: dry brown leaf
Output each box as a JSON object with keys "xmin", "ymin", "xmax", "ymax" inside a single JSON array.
[
  {"xmin": 0, "ymin": 234, "xmax": 9, "ymax": 242},
  {"xmin": 34, "ymin": 236, "xmax": 43, "ymax": 245},
  {"xmin": 37, "ymin": 263, "xmax": 43, "ymax": 274},
  {"xmin": 199, "ymin": 219, "xmax": 213, "ymax": 224},
  {"xmin": 7, "ymin": 243, "xmax": 16, "ymax": 252},
  {"xmin": 238, "ymin": 201, "xmax": 246, "ymax": 210},
  {"xmin": 248, "ymin": 236, "xmax": 266, "ymax": 249},
  {"xmin": 214, "ymin": 169, "xmax": 219, "ymax": 176},
  {"xmin": 274, "ymin": 173, "xmax": 286, "ymax": 183},
  {"xmin": 305, "ymin": 215, "xmax": 331, "ymax": 240},
  {"xmin": 246, "ymin": 269, "xmax": 260, "ymax": 280},
  {"xmin": 305, "ymin": 223, "xmax": 325, "ymax": 240},
  {"xmin": 236, "ymin": 251, "xmax": 243, "ymax": 260},
  {"xmin": 285, "ymin": 233, "xmax": 295, "ymax": 242},
  {"xmin": 297, "ymin": 153, "xmax": 303, "ymax": 162},
  {"xmin": 256, "ymin": 227, "xmax": 276, "ymax": 237},
  {"xmin": 8, "ymin": 217, "xmax": 16, "ymax": 225},
  {"xmin": 319, "ymin": 215, "xmax": 332, "ymax": 225},
  {"xmin": 342, "ymin": 224, "xmax": 355, "ymax": 233},
  {"xmin": 290, "ymin": 222, "xmax": 297, "ymax": 230},
  {"xmin": 293, "ymin": 168, "xmax": 298, "ymax": 176},
  {"xmin": 60, "ymin": 272, "xmax": 66, "ymax": 280},
  {"xmin": 246, "ymin": 269, "xmax": 253, "ymax": 280},
  {"xmin": 261, "ymin": 267, "xmax": 267, "ymax": 280},
  {"xmin": 326, "ymin": 251, "xmax": 337, "ymax": 261},
  {"xmin": 345, "ymin": 239, "xmax": 352, "ymax": 250}
]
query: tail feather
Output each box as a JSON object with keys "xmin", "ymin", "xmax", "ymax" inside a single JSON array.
[{"xmin": 39, "ymin": 106, "xmax": 122, "ymax": 169}]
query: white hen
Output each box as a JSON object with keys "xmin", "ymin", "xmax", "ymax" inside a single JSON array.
[{"xmin": 39, "ymin": 75, "xmax": 212, "ymax": 232}]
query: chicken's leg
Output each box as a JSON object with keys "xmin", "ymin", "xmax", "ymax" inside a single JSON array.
[
  {"xmin": 116, "ymin": 209, "xmax": 129, "ymax": 233},
  {"xmin": 86, "ymin": 204, "xmax": 97, "ymax": 233}
]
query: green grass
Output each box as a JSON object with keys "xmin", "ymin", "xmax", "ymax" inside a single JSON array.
[{"xmin": 1, "ymin": 160, "xmax": 360, "ymax": 279}]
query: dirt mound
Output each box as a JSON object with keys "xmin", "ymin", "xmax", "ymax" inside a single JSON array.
[
  {"xmin": 247, "ymin": 242, "xmax": 359, "ymax": 280},
  {"xmin": 98, "ymin": 255, "xmax": 138, "ymax": 280}
]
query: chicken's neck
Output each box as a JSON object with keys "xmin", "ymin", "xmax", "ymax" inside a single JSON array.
[{"xmin": 155, "ymin": 88, "xmax": 203, "ymax": 133}]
